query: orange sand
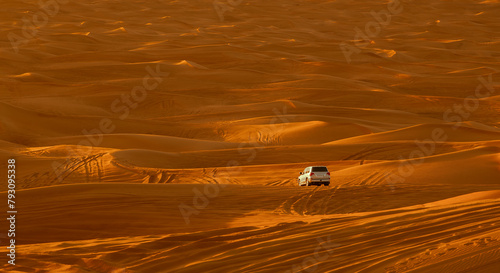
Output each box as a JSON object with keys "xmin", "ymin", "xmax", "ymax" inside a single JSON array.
[{"xmin": 1, "ymin": 0, "xmax": 500, "ymax": 272}]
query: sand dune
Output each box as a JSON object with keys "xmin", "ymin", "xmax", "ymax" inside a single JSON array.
[
  {"xmin": 1, "ymin": 0, "xmax": 500, "ymax": 272},
  {"xmin": 332, "ymin": 146, "xmax": 500, "ymax": 186},
  {"xmin": 326, "ymin": 123, "xmax": 500, "ymax": 145},
  {"xmin": 5, "ymin": 183, "xmax": 500, "ymax": 272},
  {"xmin": 37, "ymin": 134, "xmax": 242, "ymax": 152}
]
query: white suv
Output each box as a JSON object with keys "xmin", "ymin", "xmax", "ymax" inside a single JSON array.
[{"xmin": 298, "ymin": 166, "xmax": 330, "ymax": 186}]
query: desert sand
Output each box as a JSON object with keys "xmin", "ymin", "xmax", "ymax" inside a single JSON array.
[{"xmin": 1, "ymin": 0, "xmax": 500, "ymax": 272}]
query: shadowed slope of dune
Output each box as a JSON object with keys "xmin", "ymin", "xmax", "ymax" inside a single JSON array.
[{"xmin": 37, "ymin": 134, "xmax": 242, "ymax": 152}]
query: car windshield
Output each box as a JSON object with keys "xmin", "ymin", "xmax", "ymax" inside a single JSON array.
[{"xmin": 312, "ymin": 167, "xmax": 328, "ymax": 172}]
